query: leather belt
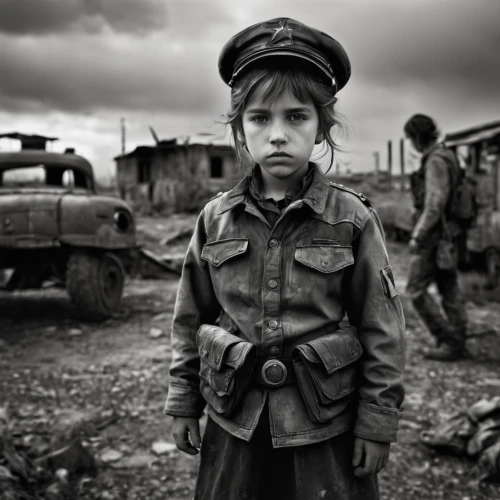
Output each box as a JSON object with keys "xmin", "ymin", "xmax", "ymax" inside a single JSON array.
[{"xmin": 252, "ymin": 358, "xmax": 296, "ymax": 388}]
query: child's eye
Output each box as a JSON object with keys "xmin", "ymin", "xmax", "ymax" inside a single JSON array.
[
  {"xmin": 289, "ymin": 114, "xmax": 307, "ymax": 122},
  {"xmin": 250, "ymin": 115, "xmax": 268, "ymax": 123}
]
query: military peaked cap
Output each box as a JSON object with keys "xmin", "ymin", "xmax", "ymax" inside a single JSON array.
[{"xmin": 218, "ymin": 17, "xmax": 351, "ymax": 93}]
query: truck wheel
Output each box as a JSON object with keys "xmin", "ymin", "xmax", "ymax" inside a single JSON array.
[
  {"xmin": 485, "ymin": 248, "xmax": 500, "ymax": 289},
  {"xmin": 66, "ymin": 252, "xmax": 125, "ymax": 321}
]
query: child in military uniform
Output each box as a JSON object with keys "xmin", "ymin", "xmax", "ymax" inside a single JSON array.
[{"xmin": 165, "ymin": 17, "xmax": 406, "ymax": 500}]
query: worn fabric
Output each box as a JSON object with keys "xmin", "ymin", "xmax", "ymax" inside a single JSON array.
[
  {"xmin": 195, "ymin": 414, "xmax": 379, "ymax": 500},
  {"xmin": 165, "ymin": 164, "xmax": 406, "ymax": 446},
  {"xmin": 410, "ymin": 142, "xmax": 461, "ymax": 245},
  {"xmin": 406, "ymin": 243, "xmax": 467, "ymax": 343}
]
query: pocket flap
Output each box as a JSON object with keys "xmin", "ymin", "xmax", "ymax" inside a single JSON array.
[
  {"xmin": 197, "ymin": 324, "xmax": 254, "ymax": 371},
  {"xmin": 293, "ymin": 326, "xmax": 362, "ymax": 374},
  {"xmin": 294, "ymin": 245, "xmax": 354, "ymax": 273},
  {"xmin": 201, "ymin": 238, "xmax": 249, "ymax": 267}
]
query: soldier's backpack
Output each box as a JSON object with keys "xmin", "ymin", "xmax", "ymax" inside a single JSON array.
[{"xmin": 443, "ymin": 151, "xmax": 478, "ymax": 230}]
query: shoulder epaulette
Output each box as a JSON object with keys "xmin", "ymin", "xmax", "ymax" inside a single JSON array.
[
  {"xmin": 209, "ymin": 191, "xmax": 224, "ymax": 202},
  {"xmin": 329, "ymin": 182, "xmax": 371, "ymax": 207}
]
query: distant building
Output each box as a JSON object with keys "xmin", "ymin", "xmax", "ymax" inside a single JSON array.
[
  {"xmin": 445, "ymin": 119, "xmax": 500, "ymax": 212},
  {"xmin": 114, "ymin": 133, "xmax": 240, "ymax": 213}
]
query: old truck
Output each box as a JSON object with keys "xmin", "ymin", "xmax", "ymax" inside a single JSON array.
[
  {"xmin": 388, "ymin": 120, "xmax": 500, "ymax": 288},
  {"xmin": 0, "ymin": 146, "xmax": 140, "ymax": 320}
]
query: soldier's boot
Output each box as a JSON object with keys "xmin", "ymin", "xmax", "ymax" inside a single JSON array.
[{"xmin": 423, "ymin": 328, "xmax": 466, "ymax": 361}]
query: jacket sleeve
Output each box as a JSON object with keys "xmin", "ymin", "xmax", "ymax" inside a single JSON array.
[
  {"xmin": 412, "ymin": 154, "xmax": 450, "ymax": 242},
  {"xmin": 164, "ymin": 209, "xmax": 221, "ymax": 418},
  {"xmin": 344, "ymin": 208, "xmax": 406, "ymax": 443}
]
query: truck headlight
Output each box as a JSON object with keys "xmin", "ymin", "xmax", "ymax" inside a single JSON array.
[{"xmin": 114, "ymin": 209, "xmax": 132, "ymax": 232}]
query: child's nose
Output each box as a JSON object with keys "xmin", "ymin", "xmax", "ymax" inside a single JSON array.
[{"xmin": 269, "ymin": 123, "xmax": 288, "ymax": 145}]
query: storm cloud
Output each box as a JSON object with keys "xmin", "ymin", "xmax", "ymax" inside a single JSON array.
[
  {"xmin": 0, "ymin": 0, "xmax": 499, "ymax": 177},
  {"xmin": 0, "ymin": 0, "xmax": 168, "ymax": 35}
]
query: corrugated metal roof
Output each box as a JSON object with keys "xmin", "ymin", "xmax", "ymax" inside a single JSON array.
[
  {"xmin": 444, "ymin": 120, "xmax": 500, "ymax": 146},
  {"xmin": 445, "ymin": 124, "xmax": 500, "ymax": 147}
]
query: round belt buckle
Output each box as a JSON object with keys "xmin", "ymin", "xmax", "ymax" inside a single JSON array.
[{"xmin": 261, "ymin": 359, "xmax": 288, "ymax": 387}]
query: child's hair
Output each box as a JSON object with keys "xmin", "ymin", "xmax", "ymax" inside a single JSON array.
[
  {"xmin": 403, "ymin": 114, "xmax": 440, "ymax": 152},
  {"xmin": 223, "ymin": 60, "xmax": 344, "ymax": 173}
]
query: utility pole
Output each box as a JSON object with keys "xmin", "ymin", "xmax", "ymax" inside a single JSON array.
[
  {"xmin": 120, "ymin": 117, "xmax": 126, "ymax": 155},
  {"xmin": 400, "ymin": 138, "xmax": 405, "ymax": 191}
]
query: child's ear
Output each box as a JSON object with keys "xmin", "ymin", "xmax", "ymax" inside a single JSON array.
[
  {"xmin": 315, "ymin": 131, "xmax": 324, "ymax": 144},
  {"xmin": 236, "ymin": 130, "xmax": 246, "ymax": 147}
]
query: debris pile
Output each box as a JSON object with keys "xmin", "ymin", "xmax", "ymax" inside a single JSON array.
[
  {"xmin": 420, "ymin": 397, "xmax": 500, "ymax": 484},
  {"xmin": 0, "ymin": 406, "xmax": 117, "ymax": 499}
]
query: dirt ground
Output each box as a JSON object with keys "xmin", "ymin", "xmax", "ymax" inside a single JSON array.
[{"xmin": 1, "ymin": 214, "xmax": 500, "ymax": 500}]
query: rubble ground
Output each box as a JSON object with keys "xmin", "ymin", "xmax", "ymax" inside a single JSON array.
[{"xmin": 0, "ymin": 214, "xmax": 499, "ymax": 500}]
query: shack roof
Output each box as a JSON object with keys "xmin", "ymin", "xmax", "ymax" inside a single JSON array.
[
  {"xmin": 0, "ymin": 132, "xmax": 59, "ymax": 151},
  {"xmin": 0, "ymin": 151, "xmax": 94, "ymax": 178},
  {"xmin": 114, "ymin": 132, "xmax": 234, "ymax": 161},
  {"xmin": 445, "ymin": 120, "xmax": 500, "ymax": 147}
]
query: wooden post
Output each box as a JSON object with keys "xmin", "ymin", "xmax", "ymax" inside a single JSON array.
[
  {"xmin": 400, "ymin": 138, "xmax": 405, "ymax": 191},
  {"xmin": 373, "ymin": 151, "xmax": 380, "ymax": 174},
  {"xmin": 387, "ymin": 140, "xmax": 393, "ymax": 188}
]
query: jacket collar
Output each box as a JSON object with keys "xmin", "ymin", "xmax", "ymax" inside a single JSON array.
[
  {"xmin": 218, "ymin": 164, "xmax": 330, "ymax": 215},
  {"xmin": 421, "ymin": 142, "xmax": 444, "ymax": 165}
]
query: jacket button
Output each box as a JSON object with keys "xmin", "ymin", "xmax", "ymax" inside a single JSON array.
[
  {"xmin": 201, "ymin": 349, "xmax": 208, "ymax": 358},
  {"xmin": 267, "ymin": 279, "xmax": 278, "ymax": 289},
  {"xmin": 268, "ymin": 239, "xmax": 279, "ymax": 248},
  {"xmin": 269, "ymin": 346, "xmax": 279, "ymax": 356},
  {"xmin": 268, "ymin": 320, "xmax": 278, "ymax": 330},
  {"xmin": 214, "ymin": 259, "xmax": 220, "ymax": 265}
]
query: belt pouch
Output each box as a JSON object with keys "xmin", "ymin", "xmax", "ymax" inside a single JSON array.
[
  {"xmin": 292, "ymin": 325, "xmax": 362, "ymax": 423},
  {"xmin": 197, "ymin": 324, "xmax": 256, "ymax": 418}
]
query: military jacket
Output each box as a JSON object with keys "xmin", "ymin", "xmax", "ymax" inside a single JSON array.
[{"xmin": 165, "ymin": 165, "xmax": 406, "ymax": 447}]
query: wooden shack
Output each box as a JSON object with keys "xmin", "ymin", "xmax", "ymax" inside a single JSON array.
[
  {"xmin": 114, "ymin": 133, "xmax": 239, "ymax": 213},
  {"xmin": 445, "ymin": 120, "xmax": 500, "ymax": 285}
]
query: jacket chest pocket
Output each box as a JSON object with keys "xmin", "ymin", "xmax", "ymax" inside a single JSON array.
[
  {"xmin": 201, "ymin": 238, "xmax": 250, "ymax": 298},
  {"xmin": 291, "ymin": 245, "xmax": 354, "ymax": 295}
]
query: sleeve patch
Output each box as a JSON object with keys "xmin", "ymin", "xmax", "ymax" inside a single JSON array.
[{"xmin": 381, "ymin": 265, "xmax": 399, "ymax": 299}]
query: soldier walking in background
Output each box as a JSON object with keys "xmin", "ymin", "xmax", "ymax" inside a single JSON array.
[{"xmin": 404, "ymin": 114, "xmax": 468, "ymax": 361}]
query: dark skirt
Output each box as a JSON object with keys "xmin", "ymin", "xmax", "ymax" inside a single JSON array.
[{"xmin": 195, "ymin": 411, "xmax": 379, "ymax": 500}]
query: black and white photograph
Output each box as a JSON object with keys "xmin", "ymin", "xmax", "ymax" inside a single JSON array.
[{"xmin": 0, "ymin": 1, "xmax": 499, "ymax": 499}]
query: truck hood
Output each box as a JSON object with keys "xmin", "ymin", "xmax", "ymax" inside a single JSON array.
[{"xmin": 0, "ymin": 191, "xmax": 134, "ymax": 247}]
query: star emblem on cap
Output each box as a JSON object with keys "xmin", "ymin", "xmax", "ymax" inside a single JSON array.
[{"xmin": 268, "ymin": 19, "xmax": 294, "ymax": 44}]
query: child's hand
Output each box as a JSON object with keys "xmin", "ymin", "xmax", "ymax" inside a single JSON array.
[
  {"xmin": 172, "ymin": 417, "xmax": 201, "ymax": 456},
  {"xmin": 352, "ymin": 437, "xmax": 390, "ymax": 477}
]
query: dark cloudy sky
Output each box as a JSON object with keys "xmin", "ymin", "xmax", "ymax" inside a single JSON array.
[{"xmin": 0, "ymin": 0, "xmax": 499, "ymax": 181}]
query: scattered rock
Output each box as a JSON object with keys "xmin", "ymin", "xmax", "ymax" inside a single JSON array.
[
  {"xmin": 151, "ymin": 440, "xmax": 176, "ymax": 456},
  {"xmin": 45, "ymin": 326, "xmax": 58, "ymax": 334},
  {"xmin": 149, "ymin": 327, "xmax": 164, "ymax": 339},
  {"xmin": 0, "ymin": 338, "xmax": 8, "ymax": 350},
  {"xmin": 99, "ymin": 449, "xmax": 123, "ymax": 463},
  {"xmin": 68, "ymin": 328, "xmax": 83, "ymax": 337},
  {"xmin": 0, "ymin": 465, "xmax": 14, "ymax": 480},
  {"xmin": 152, "ymin": 312, "xmax": 169, "ymax": 322},
  {"xmin": 114, "ymin": 453, "xmax": 157, "ymax": 469},
  {"xmin": 0, "ymin": 405, "xmax": 9, "ymax": 422},
  {"xmin": 55, "ymin": 468, "xmax": 69, "ymax": 483}
]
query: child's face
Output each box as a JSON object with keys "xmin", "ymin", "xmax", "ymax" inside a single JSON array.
[{"xmin": 241, "ymin": 84, "xmax": 320, "ymax": 184}]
